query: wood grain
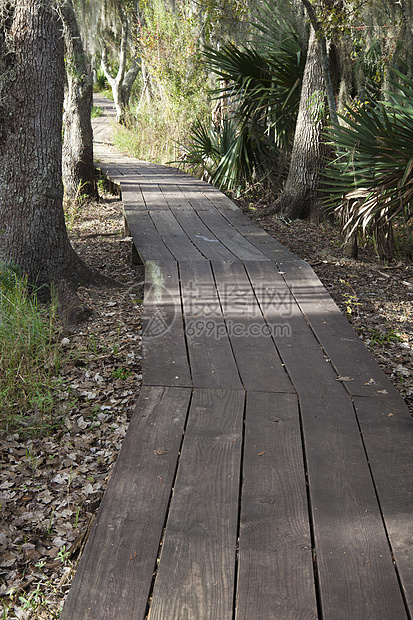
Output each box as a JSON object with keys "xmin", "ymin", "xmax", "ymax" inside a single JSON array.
[
  {"xmin": 353, "ymin": 395, "xmax": 413, "ymax": 610},
  {"xmin": 279, "ymin": 259, "xmax": 400, "ymax": 397},
  {"xmin": 61, "ymin": 386, "xmax": 192, "ymax": 620},
  {"xmin": 148, "ymin": 388, "xmax": 245, "ymax": 620},
  {"xmin": 301, "ymin": 393, "xmax": 407, "ymax": 619},
  {"xmin": 180, "ymin": 260, "xmax": 243, "ymax": 389},
  {"xmin": 236, "ymin": 392, "xmax": 317, "ymax": 619},
  {"xmin": 123, "ymin": 210, "xmax": 175, "ymax": 263},
  {"xmin": 142, "ymin": 261, "xmax": 192, "ymax": 387},
  {"xmin": 173, "ymin": 207, "xmax": 238, "ymax": 260},
  {"xmin": 212, "ymin": 260, "xmax": 294, "ymax": 393},
  {"xmin": 245, "ymin": 261, "xmax": 346, "ymax": 395},
  {"xmin": 196, "ymin": 210, "xmax": 271, "ymax": 261},
  {"xmin": 149, "ymin": 209, "xmax": 207, "ymax": 260}
]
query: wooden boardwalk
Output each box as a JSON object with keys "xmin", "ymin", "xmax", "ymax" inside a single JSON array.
[{"xmin": 61, "ymin": 98, "xmax": 413, "ymax": 620}]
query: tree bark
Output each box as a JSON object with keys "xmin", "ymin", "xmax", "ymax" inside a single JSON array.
[
  {"xmin": 61, "ymin": 0, "xmax": 98, "ymax": 200},
  {"xmin": 0, "ymin": 0, "xmax": 115, "ymax": 323},
  {"xmin": 264, "ymin": 27, "xmax": 327, "ymax": 220},
  {"xmin": 300, "ymin": 0, "xmax": 338, "ymax": 125},
  {"xmin": 101, "ymin": 9, "xmax": 140, "ymax": 124}
]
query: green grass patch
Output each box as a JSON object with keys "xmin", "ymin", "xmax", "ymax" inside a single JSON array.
[
  {"xmin": 0, "ymin": 263, "xmax": 68, "ymax": 437},
  {"xmin": 91, "ymin": 105, "xmax": 102, "ymax": 118},
  {"xmin": 113, "ymin": 95, "xmax": 209, "ymax": 165}
]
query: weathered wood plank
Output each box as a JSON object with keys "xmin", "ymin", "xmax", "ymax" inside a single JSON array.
[
  {"xmin": 159, "ymin": 183, "xmax": 194, "ymax": 210},
  {"xmin": 180, "ymin": 260, "xmax": 243, "ymax": 389},
  {"xmin": 301, "ymin": 393, "xmax": 408, "ymax": 619},
  {"xmin": 212, "ymin": 260, "xmax": 294, "ymax": 393},
  {"xmin": 200, "ymin": 184, "xmax": 240, "ymax": 210},
  {"xmin": 148, "ymin": 388, "xmax": 245, "ymax": 620},
  {"xmin": 124, "ymin": 211, "xmax": 175, "ymax": 263},
  {"xmin": 142, "ymin": 261, "xmax": 192, "ymax": 387},
  {"xmin": 353, "ymin": 395, "xmax": 413, "ymax": 610},
  {"xmin": 236, "ymin": 392, "xmax": 317, "ymax": 620},
  {"xmin": 279, "ymin": 259, "xmax": 401, "ymax": 397},
  {"xmin": 148, "ymin": 209, "xmax": 207, "ymax": 260},
  {"xmin": 140, "ymin": 183, "xmax": 170, "ymax": 210},
  {"xmin": 173, "ymin": 208, "xmax": 238, "ymax": 260},
  {"xmin": 61, "ymin": 386, "xmax": 192, "ymax": 620},
  {"xmin": 197, "ymin": 210, "xmax": 271, "ymax": 261},
  {"xmin": 245, "ymin": 261, "xmax": 345, "ymax": 395},
  {"xmin": 221, "ymin": 209, "xmax": 299, "ymax": 262},
  {"xmin": 178, "ymin": 184, "xmax": 221, "ymax": 211}
]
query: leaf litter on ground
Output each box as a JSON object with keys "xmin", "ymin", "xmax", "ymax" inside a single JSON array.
[{"xmin": 1, "ymin": 194, "xmax": 143, "ymax": 618}]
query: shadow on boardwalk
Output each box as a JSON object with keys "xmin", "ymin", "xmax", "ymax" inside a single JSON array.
[{"xmin": 61, "ymin": 97, "xmax": 413, "ymax": 620}]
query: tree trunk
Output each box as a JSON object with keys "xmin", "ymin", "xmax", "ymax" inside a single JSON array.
[
  {"xmin": 0, "ymin": 0, "xmax": 114, "ymax": 323},
  {"xmin": 61, "ymin": 0, "xmax": 98, "ymax": 200},
  {"xmin": 101, "ymin": 9, "xmax": 140, "ymax": 124},
  {"xmin": 264, "ymin": 27, "xmax": 327, "ymax": 220}
]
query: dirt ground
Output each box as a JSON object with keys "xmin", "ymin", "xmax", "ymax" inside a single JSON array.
[{"xmin": 1, "ymin": 194, "xmax": 412, "ymax": 618}]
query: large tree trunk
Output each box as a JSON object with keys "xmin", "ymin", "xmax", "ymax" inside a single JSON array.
[
  {"xmin": 264, "ymin": 27, "xmax": 327, "ymax": 220},
  {"xmin": 61, "ymin": 0, "xmax": 98, "ymax": 200},
  {"xmin": 0, "ymin": 0, "xmax": 114, "ymax": 322}
]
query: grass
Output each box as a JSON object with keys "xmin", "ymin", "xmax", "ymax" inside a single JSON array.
[
  {"xmin": 0, "ymin": 263, "xmax": 68, "ymax": 437},
  {"xmin": 113, "ymin": 112, "xmax": 181, "ymax": 165},
  {"xmin": 113, "ymin": 94, "xmax": 210, "ymax": 165},
  {"xmin": 91, "ymin": 105, "xmax": 102, "ymax": 118}
]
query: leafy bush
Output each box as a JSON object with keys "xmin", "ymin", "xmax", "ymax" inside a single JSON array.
[
  {"xmin": 180, "ymin": 115, "xmax": 276, "ymax": 192},
  {"xmin": 117, "ymin": 0, "xmax": 209, "ymax": 163},
  {"xmin": 94, "ymin": 68, "xmax": 108, "ymax": 92},
  {"xmin": 324, "ymin": 71, "xmax": 413, "ymax": 258}
]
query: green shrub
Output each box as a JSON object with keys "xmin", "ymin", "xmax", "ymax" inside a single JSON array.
[
  {"xmin": 324, "ymin": 71, "xmax": 413, "ymax": 258},
  {"xmin": 117, "ymin": 0, "xmax": 209, "ymax": 164}
]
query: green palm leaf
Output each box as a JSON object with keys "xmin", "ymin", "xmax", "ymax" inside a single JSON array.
[{"xmin": 324, "ymin": 78, "xmax": 413, "ymax": 256}]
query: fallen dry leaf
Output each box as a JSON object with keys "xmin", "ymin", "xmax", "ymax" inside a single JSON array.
[{"xmin": 154, "ymin": 447, "xmax": 168, "ymax": 456}]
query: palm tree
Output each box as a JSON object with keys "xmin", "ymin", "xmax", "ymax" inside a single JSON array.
[{"xmin": 179, "ymin": 14, "xmax": 305, "ymax": 192}]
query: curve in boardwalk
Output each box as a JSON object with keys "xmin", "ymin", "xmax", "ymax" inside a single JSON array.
[{"xmin": 61, "ymin": 98, "xmax": 413, "ymax": 620}]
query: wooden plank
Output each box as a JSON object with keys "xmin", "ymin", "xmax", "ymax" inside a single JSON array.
[
  {"xmin": 173, "ymin": 208, "xmax": 238, "ymax": 261},
  {"xmin": 245, "ymin": 261, "xmax": 346, "ymax": 395},
  {"xmin": 149, "ymin": 209, "xmax": 207, "ymax": 261},
  {"xmin": 197, "ymin": 210, "xmax": 271, "ymax": 261},
  {"xmin": 124, "ymin": 211, "xmax": 175, "ymax": 263},
  {"xmin": 61, "ymin": 386, "xmax": 192, "ymax": 620},
  {"xmin": 140, "ymin": 183, "xmax": 170, "ymax": 210},
  {"xmin": 180, "ymin": 260, "xmax": 243, "ymax": 389},
  {"xmin": 353, "ymin": 395, "xmax": 413, "ymax": 612},
  {"xmin": 142, "ymin": 261, "xmax": 192, "ymax": 387},
  {"xmin": 123, "ymin": 194, "xmax": 147, "ymax": 213},
  {"xmin": 212, "ymin": 260, "xmax": 294, "ymax": 393},
  {"xmin": 236, "ymin": 392, "xmax": 317, "ymax": 620},
  {"xmin": 221, "ymin": 209, "xmax": 299, "ymax": 263},
  {"xmin": 279, "ymin": 259, "xmax": 401, "ymax": 397},
  {"xmin": 179, "ymin": 184, "xmax": 225, "ymax": 212},
  {"xmin": 301, "ymin": 393, "xmax": 408, "ymax": 619},
  {"xmin": 200, "ymin": 184, "xmax": 240, "ymax": 210},
  {"xmin": 148, "ymin": 388, "xmax": 245, "ymax": 620},
  {"xmin": 159, "ymin": 183, "xmax": 194, "ymax": 210}
]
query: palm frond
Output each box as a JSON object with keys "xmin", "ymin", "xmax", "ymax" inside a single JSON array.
[{"xmin": 324, "ymin": 78, "xmax": 413, "ymax": 257}]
